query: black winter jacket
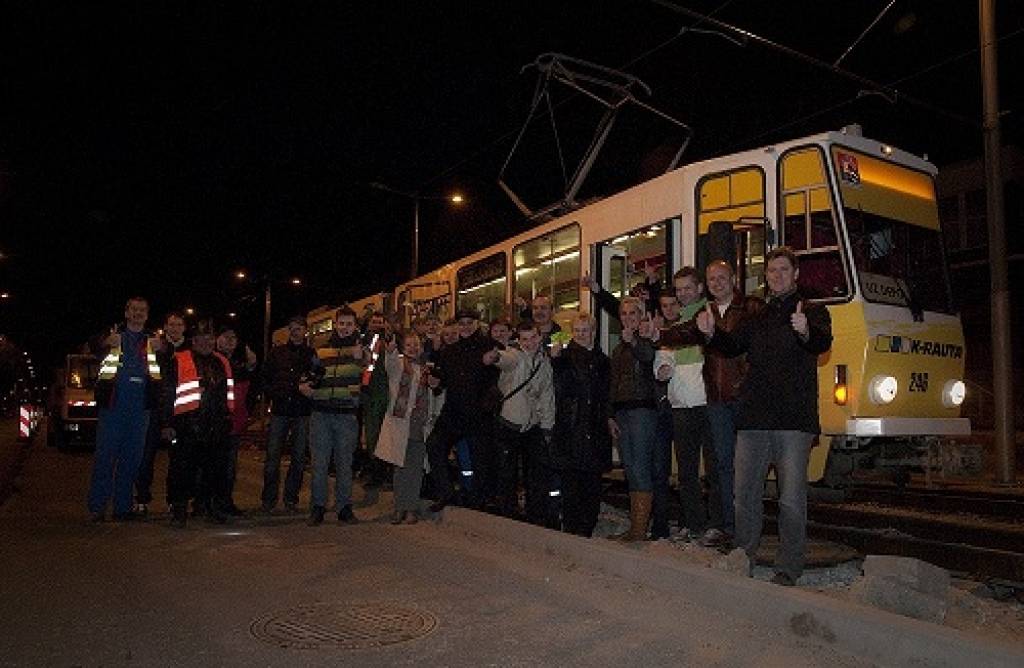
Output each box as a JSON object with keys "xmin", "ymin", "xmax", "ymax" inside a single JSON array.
[
  {"xmin": 263, "ymin": 341, "xmax": 317, "ymax": 417},
  {"xmin": 551, "ymin": 342, "xmax": 612, "ymax": 472},
  {"xmin": 708, "ymin": 290, "xmax": 832, "ymax": 433},
  {"xmin": 433, "ymin": 331, "xmax": 495, "ymax": 415}
]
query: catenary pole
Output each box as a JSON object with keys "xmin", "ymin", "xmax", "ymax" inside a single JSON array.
[{"xmin": 979, "ymin": 0, "xmax": 1016, "ymax": 484}]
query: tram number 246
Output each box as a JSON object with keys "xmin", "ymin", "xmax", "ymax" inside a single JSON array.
[{"xmin": 909, "ymin": 372, "xmax": 929, "ymax": 393}]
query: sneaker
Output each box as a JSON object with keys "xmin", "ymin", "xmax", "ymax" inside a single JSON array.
[
  {"xmin": 284, "ymin": 501, "xmax": 299, "ymax": 514},
  {"xmin": 133, "ymin": 503, "xmax": 149, "ymax": 518},
  {"xmin": 254, "ymin": 505, "xmax": 274, "ymax": 517},
  {"xmin": 403, "ymin": 512, "xmax": 419, "ymax": 525},
  {"xmin": 88, "ymin": 511, "xmax": 105, "ymax": 524},
  {"xmin": 308, "ymin": 506, "xmax": 325, "ymax": 526},
  {"xmin": 698, "ymin": 528, "xmax": 729, "ymax": 548},
  {"xmin": 337, "ymin": 505, "xmax": 359, "ymax": 524},
  {"xmin": 390, "ymin": 511, "xmax": 404, "ymax": 525},
  {"xmin": 771, "ymin": 572, "xmax": 797, "ymax": 587},
  {"xmin": 112, "ymin": 510, "xmax": 141, "ymax": 522},
  {"xmin": 224, "ymin": 502, "xmax": 244, "ymax": 517},
  {"xmin": 672, "ymin": 527, "xmax": 699, "ymax": 543}
]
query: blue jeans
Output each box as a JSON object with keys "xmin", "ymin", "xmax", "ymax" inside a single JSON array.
[
  {"xmin": 88, "ymin": 405, "xmax": 150, "ymax": 516},
  {"xmin": 650, "ymin": 403, "xmax": 674, "ymax": 536},
  {"xmin": 614, "ymin": 407, "xmax": 659, "ymax": 492},
  {"xmin": 733, "ymin": 430, "xmax": 814, "ymax": 581},
  {"xmin": 260, "ymin": 414, "xmax": 309, "ymax": 509},
  {"xmin": 309, "ymin": 412, "xmax": 359, "ymax": 509},
  {"xmin": 707, "ymin": 401, "xmax": 738, "ymax": 534}
]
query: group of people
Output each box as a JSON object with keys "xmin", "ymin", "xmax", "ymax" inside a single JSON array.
[
  {"xmin": 87, "ymin": 304, "xmax": 258, "ymax": 528},
  {"xmin": 85, "ymin": 245, "xmax": 830, "ymax": 586}
]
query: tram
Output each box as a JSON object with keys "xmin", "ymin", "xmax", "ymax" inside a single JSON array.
[{"xmin": 289, "ymin": 125, "xmax": 971, "ymax": 484}]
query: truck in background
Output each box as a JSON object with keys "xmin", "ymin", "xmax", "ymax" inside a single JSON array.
[{"xmin": 47, "ymin": 353, "xmax": 99, "ymax": 450}]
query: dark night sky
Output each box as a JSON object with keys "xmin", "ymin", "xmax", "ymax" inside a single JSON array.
[{"xmin": 1, "ymin": 1, "xmax": 1022, "ymax": 377}]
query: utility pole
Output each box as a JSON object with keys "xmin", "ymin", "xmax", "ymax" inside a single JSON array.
[
  {"xmin": 260, "ymin": 278, "xmax": 272, "ymax": 423},
  {"xmin": 412, "ymin": 196, "xmax": 421, "ymax": 280},
  {"xmin": 979, "ymin": 0, "xmax": 1017, "ymax": 484}
]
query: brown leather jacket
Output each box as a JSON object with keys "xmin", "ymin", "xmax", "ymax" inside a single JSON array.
[{"xmin": 703, "ymin": 291, "xmax": 764, "ymax": 403}]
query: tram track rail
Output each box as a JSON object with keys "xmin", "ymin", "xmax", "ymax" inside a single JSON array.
[
  {"xmin": 766, "ymin": 490, "xmax": 1024, "ymax": 583},
  {"xmin": 604, "ymin": 475, "xmax": 1024, "ymax": 583},
  {"xmin": 841, "ymin": 482, "xmax": 1024, "ymax": 521}
]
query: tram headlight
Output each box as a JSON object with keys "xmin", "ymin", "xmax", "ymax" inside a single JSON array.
[
  {"xmin": 868, "ymin": 374, "xmax": 898, "ymax": 404},
  {"xmin": 942, "ymin": 379, "xmax": 966, "ymax": 408}
]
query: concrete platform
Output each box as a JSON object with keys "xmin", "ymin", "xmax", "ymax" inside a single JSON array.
[
  {"xmin": 2, "ymin": 419, "xmax": 1022, "ymax": 666},
  {"xmin": 438, "ymin": 507, "xmax": 1024, "ymax": 667}
]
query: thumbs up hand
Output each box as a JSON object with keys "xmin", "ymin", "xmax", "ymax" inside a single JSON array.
[
  {"xmin": 696, "ymin": 303, "xmax": 715, "ymax": 336},
  {"xmin": 790, "ymin": 301, "xmax": 809, "ymax": 338},
  {"xmin": 581, "ymin": 272, "xmax": 600, "ymax": 293}
]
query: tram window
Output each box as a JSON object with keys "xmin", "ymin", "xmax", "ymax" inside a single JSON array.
[
  {"xmin": 605, "ymin": 222, "xmax": 671, "ymax": 296},
  {"xmin": 696, "ymin": 168, "xmax": 765, "ymax": 297},
  {"xmin": 780, "ymin": 148, "xmax": 849, "ymax": 301},
  {"xmin": 697, "ymin": 169, "xmax": 766, "ymax": 235},
  {"xmin": 513, "ymin": 224, "xmax": 581, "ymax": 317},
  {"xmin": 596, "ymin": 220, "xmax": 673, "ymax": 353},
  {"xmin": 456, "ymin": 252, "xmax": 507, "ymax": 323},
  {"xmin": 783, "ymin": 193, "xmax": 807, "ymax": 251},
  {"xmin": 308, "ymin": 316, "xmax": 334, "ymax": 348}
]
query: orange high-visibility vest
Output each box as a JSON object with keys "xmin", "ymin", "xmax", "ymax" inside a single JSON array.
[{"xmin": 173, "ymin": 351, "xmax": 235, "ymax": 416}]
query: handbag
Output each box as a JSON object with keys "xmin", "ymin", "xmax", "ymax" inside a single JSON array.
[{"xmin": 481, "ymin": 359, "xmax": 542, "ymax": 415}]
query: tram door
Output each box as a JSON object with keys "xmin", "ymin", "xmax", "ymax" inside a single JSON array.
[
  {"xmin": 701, "ymin": 218, "xmax": 770, "ymax": 299},
  {"xmin": 594, "ymin": 220, "xmax": 675, "ymax": 354},
  {"xmin": 598, "ymin": 244, "xmax": 628, "ymax": 354}
]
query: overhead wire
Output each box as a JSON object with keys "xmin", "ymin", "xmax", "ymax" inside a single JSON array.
[
  {"xmin": 412, "ymin": 0, "xmax": 738, "ymax": 191},
  {"xmin": 410, "ymin": 2, "xmax": 1022, "ymax": 196},
  {"xmin": 729, "ymin": 23, "xmax": 1024, "ymax": 152}
]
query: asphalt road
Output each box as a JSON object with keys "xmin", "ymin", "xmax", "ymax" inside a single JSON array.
[{"xmin": 0, "ymin": 419, "xmax": 879, "ymax": 667}]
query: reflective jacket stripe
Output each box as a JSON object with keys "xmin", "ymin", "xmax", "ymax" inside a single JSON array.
[{"xmin": 173, "ymin": 351, "xmax": 235, "ymax": 415}]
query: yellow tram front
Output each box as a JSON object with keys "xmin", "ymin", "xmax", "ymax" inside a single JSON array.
[{"xmin": 805, "ymin": 139, "xmax": 970, "ymax": 483}]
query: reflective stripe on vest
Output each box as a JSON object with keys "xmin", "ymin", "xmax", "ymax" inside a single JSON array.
[
  {"xmin": 361, "ymin": 333, "xmax": 381, "ymax": 386},
  {"xmin": 173, "ymin": 351, "xmax": 235, "ymax": 415},
  {"xmin": 97, "ymin": 337, "xmax": 162, "ymax": 381}
]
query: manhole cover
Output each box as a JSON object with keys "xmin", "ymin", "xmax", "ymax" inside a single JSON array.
[{"xmin": 250, "ymin": 602, "xmax": 438, "ymax": 650}]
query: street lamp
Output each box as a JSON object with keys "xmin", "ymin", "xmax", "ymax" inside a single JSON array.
[
  {"xmin": 368, "ymin": 182, "xmax": 465, "ymax": 279},
  {"xmin": 233, "ymin": 270, "xmax": 303, "ymax": 365}
]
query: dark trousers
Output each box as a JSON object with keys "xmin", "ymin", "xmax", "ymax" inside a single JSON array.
[
  {"xmin": 167, "ymin": 428, "xmax": 230, "ymax": 511},
  {"xmin": 473, "ymin": 417, "xmax": 501, "ymax": 505},
  {"xmin": 260, "ymin": 414, "xmax": 308, "ymax": 509},
  {"xmin": 425, "ymin": 408, "xmax": 486, "ymax": 506},
  {"xmin": 560, "ymin": 468, "xmax": 603, "ymax": 537},
  {"xmin": 134, "ymin": 412, "xmax": 163, "ymax": 505},
  {"xmin": 672, "ymin": 405, "xmax": 722, "ymax": 533},
  {"xmin": 225, "ymin": 434, "xmax": 241, "ymax": 504},
  {"xmin": 494, "ymin": 422, "xmax": 559, "ymax": 528}
]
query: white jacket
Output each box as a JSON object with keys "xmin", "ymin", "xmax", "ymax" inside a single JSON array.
[
  {"xmin": 495, "ymin": 346, "xmax": 555, "ymax": 432},
  {"xmin": 654, "ymin": 349, "xmax": 707, "ymax": 409},
  {"xmin": 375, "ymin": 350, "xmax": 443, "ymax": 468}
]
